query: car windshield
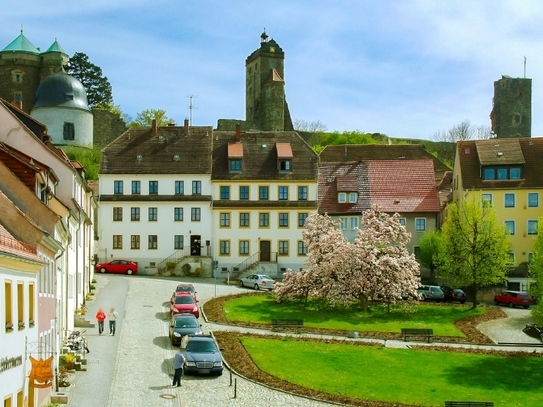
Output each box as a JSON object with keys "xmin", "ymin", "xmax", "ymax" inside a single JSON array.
[
  {"xmin": 519, "ymin": 293, "xmax": 531, "ymax": 299},
  {"xmin": 186, "ymin": 340, "xmax": 218, "ymax": 353},
  {"xmin": 174, "ymin": 319, "xmax": 198, "ymax": 328},
  {"xmin": 175, "ymin": 296, "xmax": 194, "ymax": 304},
  {"xmin": 259, "ymin": 275, "xmax": 272, "ymax": 280},
  {"xmin": 176, "ymin": 286, "xmax": 194, "ymax": 293}
]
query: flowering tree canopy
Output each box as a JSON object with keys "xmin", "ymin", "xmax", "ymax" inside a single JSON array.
[
  {"xmin": 529, "ymin": 217, "xmax": 543, "ymax": 324},
  {"xmin": 275, "ymin": 208, "xmax": 420, "ymax": 310}
]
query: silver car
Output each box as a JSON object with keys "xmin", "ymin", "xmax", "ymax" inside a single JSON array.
[
  {"xmin": 417, "ymin": 285, "xmax": 444, "ymax": 302},
  {"xmin": 239, "ymin": 274, "xmax": 275, "ymax": 291}
]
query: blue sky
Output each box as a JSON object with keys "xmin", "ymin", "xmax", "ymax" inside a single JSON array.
[{"xmin": 2, "ymin": 0, "xmax": 543, "ymax": 140}]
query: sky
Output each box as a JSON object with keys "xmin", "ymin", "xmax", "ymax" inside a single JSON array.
[{"xmin": 2, "ymin": 0, "xmax": 543, "ymax": 140}]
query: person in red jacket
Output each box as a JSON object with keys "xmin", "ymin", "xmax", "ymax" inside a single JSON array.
[{"xmin": 95, "ymin": 308, "xmax": 106, "ymax": 335}]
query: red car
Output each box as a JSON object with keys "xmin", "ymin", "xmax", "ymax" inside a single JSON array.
[
  {"xmin": 170, "ymin": 283, "xmax": 197, "ymax": 303},
  {"xmin": 95, "ymin": 259, "xmax": 138, "ymax": 275},
  {"xmin": 494, "ymin": 290, "xmax": 533, "ymax": 309},
  {"xmin": 170, "ymin": 293, "xmax": 199, "ymax": 318}
]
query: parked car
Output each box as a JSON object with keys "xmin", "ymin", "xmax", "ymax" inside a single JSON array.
[
  {"xmin": 239, "ymin": 274, "xmax": 275, "ymax": 291},
  {"xmin": 170, "ymin": 294, "xmax": 200, "ymax": 318},
  {"xmin": 170, "ymin": 283, "xmax": 197, "ymax": 303},
  {"xmin": 441, "ymin": 286, "xmax": 466, "ymax": 304},
  {"xmin": 417, "ymin": 285, "xmax": 444, "ymax": 302},
  {"xmin": 494, "ymin": 290, "xmax": 533, "ymax": 309},
  {"xmin": 168, "ymin": 314, "xmax": 202, "ymax": 346},
  {"xmin": 183, "ymin": 334, "xmax": 223, "ymax": 375},
  {"xmin": 95, "ymin": 259, "xmax": 138, "ymax": 275}
]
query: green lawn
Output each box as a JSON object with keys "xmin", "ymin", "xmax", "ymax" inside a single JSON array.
[
  {"xmin": 223, "ymin": 293, "xmax": 486, "ymax": 336},
  {"xmin": 241, "ymin": 336, "xmax": 543, "ymax": 407}
]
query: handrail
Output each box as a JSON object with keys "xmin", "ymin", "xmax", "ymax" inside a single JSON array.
[
  {"xmin": 231, "ymin": 251, "xmax": 278, "ymax": 278},
  {"xmin": 156, "ymin": 247, "xmax": 189, "ymax": 274}
]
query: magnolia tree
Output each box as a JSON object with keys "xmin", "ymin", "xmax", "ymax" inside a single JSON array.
[{"xmin": 275, "ymin": 208, "xmax": 420, "ymax": 310}]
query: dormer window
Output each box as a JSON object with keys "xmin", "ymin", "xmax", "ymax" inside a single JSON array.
[
  {"xmin": 276, "ymin": 142, "xmax": 293, "ymax": 173},
  {"xmin": 338, "ymin": 193, "xmax": 347, "ymax": 203},
  {"xmin": 348, "ymin": 192, "xmax": 358, "ymax": 203},
  {"xmin": 482, "ymin": 166, "xmax": 522, "ymax": 180},
  {"xmin": 228, "ymin": 143, "xmax": 243, "ymax": 173},
  {"xmin": 229, "ymin": 159, "xmax": 242, "ymax": 172}
]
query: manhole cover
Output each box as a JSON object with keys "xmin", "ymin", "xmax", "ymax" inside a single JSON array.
[{"xmin": 160, "ymin": 394, "xmax": 176, "ymax": 399}]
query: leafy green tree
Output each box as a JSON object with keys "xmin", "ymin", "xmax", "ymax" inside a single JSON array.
[
  {"xmin": 67, "ymin": 52, "xmax": 113, "ymax": 108},
  {"xmin": 63, "ymin": 146, "xmax": 101, "ymax": 180},
  {"xmin": 529, "ymin": 217, "xmax": 543, "ymax": 324},
  {"xmin": 436, "ymin": 197, "xmax": 510, "ymax": 308},
  {"xmin": 418, "ymin": 231, "xmax": 442, "ymax": 281},
  {"xmin": 131, "ymin": 109, "xmax": 175, "ymax": 127}
]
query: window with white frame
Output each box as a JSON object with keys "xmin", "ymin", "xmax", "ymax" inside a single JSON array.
[
  {"xmin": 528, "ymin": 192, "xmax": 539, "ymax": 208},
  {"xmin": 148, "ymin": 235, "xmax": 158, "ymax": 250},
  {"xmin": 340, "ymin": 217, "xmax": 348, "ymax": 230},
  {"xmin": 220, "ymin": 240, "xmax": 230, "ymax": 255},
  {"xmin": 279, "ymin": 213, "xmax": 289, "ymax": 227},
  {"xmin": 298, "ymin": 240, "xmax": 307, "ymax": 255},
  {"xmin": 149, "ymin": 181, "xmax": 158, "ymax": 195},
  {"xmin": 350, "ymin": 217, "xmax": 359, "ymax": 229},
  {"xmin": 192, "ymin": 181, "xmax": 201, "ymax": 195},
  {"xmin": 239, "ymin": 186, "xmax": 249, "ymax": 200},
  {"xmin": 113, "ymin": 207, "xmax": 122, "ymax": 221},
  {"xmin": 220, "ymin": 213, "xmax": 230, "ymax": 227},
  {"xmin": 132, "ymin": 181, "xmax": 140, "ymax": 194},
  {"xmin": 398, "ymin": 218, "xmax": 406, "ymax": 227},
  {"xmin": 114, "ymin": 180, "xmax": 123, "ymax": 194},
  {"xmin": 504, "ymin": 220, "xmax": 515, "ymax": 235},
  {"xmin": 278, "ymin": 186, "xmax": 288, "ymax": 200},
  {"xmin": 191, "ymin": 208, "xmax": 201, "ymax": 221},
  {"xmin": 528, "ymin": 220, "xmax": 538, "ymax": 235},
  {"xmin": 240, "ymin": 213, "xmax": 250, "ymax": 227},
  {"xmin": 175, "ymin": 181, "xmax": 184, "ymax": 195},
  {"xmin": 131, "ymin": 235, "xmax": 140, "ymax": 249},
  {"xmin": 481, "ymin": 193, "xmax": 493, "ymax": 207},
  {"xmin": 348, "ymin": 192, "xmax": 357, "ymax": 203},
  {"xmin": 415, "ymin": 218, "xmax": 426, "ymax": 231},
  {"xmin": 174, "ymin": 235, "xmax": 184, "ymax": 250},
  {"xmin": 113, "ymin": 235, "xmax": 122, "ymax": 249},
  {"xmin": 338, "ymin": 193, "xmax": 346, "ymax": 203},
  {"xmin": 148, "ymin": 207, "xmax": 157, "ymax": 221},
  {"xmin": 504, "ymin": 193, "xmax": 515, "ymax": 208},
  {"xmin": 174, "ymin": 208, "xmax": 183, "ymax": 221},
  {"xmin": 507, "ymin": 251, "xmax": 515, "ymax": 265},
  {"xmin": 298, "ymin": 186, "xmax": 308, "ymax": 200},
  {"xmin": 239, "ymin": 240, "xmax": 249, "ymax": 255},
  {"xmin": 298, "ymin": 213, "xmax": 308, "ymax": 228},
  {"xmin": 278, "ymin": 240, "xmax": 289, "ymax": 255},
  {"xmin": 131, "ymin": 207, "xmax": 140, "ymax": 221}
]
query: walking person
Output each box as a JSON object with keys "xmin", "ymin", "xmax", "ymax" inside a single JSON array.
[
  {"xmin": 95, "ymin": 308, "xmax": 106, "ymax": 335},
  {"xmin": 172, "ymin": 350, "xmax": 185, "ymax": 387},
  {"xmin": 108, "ymin": 307, "xmax": 119, "ymax": 335}
]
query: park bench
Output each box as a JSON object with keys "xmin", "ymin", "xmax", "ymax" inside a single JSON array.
[
  {"xmin": 444, "ymin": 402, "xmax": 493, "ymax": 407},
  {"xmin": 401, "ymin": 328, "xmax": 434, "ymax": 343},
  {"xmin": 271, "ymin": 319, "xmax": 303, "ymax": 334}
]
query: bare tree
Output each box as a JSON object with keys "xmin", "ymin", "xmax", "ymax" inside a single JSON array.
[
  {"xmin": 293, "ymin": 119, "xmax": 328, "ymax": 132},
  {"xmin": 434, "ymin": 120, "xmax": 481, "ymax": 142}
]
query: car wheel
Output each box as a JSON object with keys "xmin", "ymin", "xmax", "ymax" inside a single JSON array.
[
  {"xmin": 460, "ymin": 301, "xmax": 465, "ymax": 304},
  {"xmin": 494, "ymin": 299, "xmax": 499, "ymax": 305},
  {"xmin": 126, "ymin": 269, "xmax": 133, "ymax": 275},
  {"xmin": 509, "ymin": 302, "xmax": 514, "ymax": 308},
  {"xmin": 523, "ymin": 305, "xmax": 529, "ymax": 309},
  {"xmin": 254, "ymin": 284, "xmax": 260, "ymax": 291},
  {"xmin": 100, "ymin": 267, "xmax": 106, "ymax": 273},
  {"xmin": 239, "ymin": 280, "xmax": 244, "ymax": 287}
]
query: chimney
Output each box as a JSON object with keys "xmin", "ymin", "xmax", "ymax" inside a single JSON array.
[
  {"xmin": 235, "ymin": 123, "xmax": 241, "ymax": 142},
  {"xmin": 10, "ymin": 100, "xmax": 23, "ymax": 110},
  {"xmin": 184, "ymin": 118, "xmax": 189, "ymax": 135},
  {"xmin": 151, "ymin": 119, "xmax": 157, "ymax": 136}
]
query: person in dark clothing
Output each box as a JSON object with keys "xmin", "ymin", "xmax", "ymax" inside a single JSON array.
[{"xmin": 172, "ymin": 350, "xmax": 185, "ymax": 387}]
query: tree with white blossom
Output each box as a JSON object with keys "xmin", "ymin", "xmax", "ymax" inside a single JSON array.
[{"xmin": 275, "ymin": 208, "xmax": 420, "ymax": 311}]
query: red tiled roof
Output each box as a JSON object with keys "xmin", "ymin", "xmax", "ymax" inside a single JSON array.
[
  {"xmin": 318, "ymin": 159, "xmax": 440, "ymax": 215},
  {"xmin": 367, "ymin": 160, "xmax": 441, "ymax": 213},
  {"xmin": 0, "ymin": 223, "xmax": 42, "ymax": 262}
]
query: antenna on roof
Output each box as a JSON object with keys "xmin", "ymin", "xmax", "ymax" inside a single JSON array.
[
  {"xmin": 187, "ymin": 95, "xmax": 198, "ymax": 126},
  {"xmin": 524, "ymin": 56, "xmax": 527, "ymax": 78}
]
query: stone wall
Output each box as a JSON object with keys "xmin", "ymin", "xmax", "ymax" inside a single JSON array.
[{"xmin": 92, "ymin": 109, "xmax": 127, "ymax": 147}]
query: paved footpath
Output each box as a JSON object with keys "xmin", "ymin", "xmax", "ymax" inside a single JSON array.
[{"xmin": 65, "ymin": 275, "xmax": 542, "ymax": 407}]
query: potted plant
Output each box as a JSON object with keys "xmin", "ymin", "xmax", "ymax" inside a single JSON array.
[
  {"xmin": 57, "ymin": 367, "xmax": 71, "ymax": 387},
  {"xmin": 61, "ymin": 353, "xmax": 77, "ymax": 370}
]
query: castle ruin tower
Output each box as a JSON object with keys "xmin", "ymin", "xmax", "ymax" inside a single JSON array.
[
  {"xmin": 490, "ymin": 75, "xmax": 532, "ymax": 138},
  {"xmin": 245, "ymin": 30, "xmax": 293, "ymax": 131}
]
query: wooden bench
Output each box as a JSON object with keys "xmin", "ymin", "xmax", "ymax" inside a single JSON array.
[
  {"xmin": 271, "ymin": 319, "xmax": 303, "ymax": 334},
  {"xmin": 444, "ymin": 402, "xmax": 494, "ymax": 407},
  {"xmin": 401, "ymin": 328, "xmax": 433, "ymax": 343}
]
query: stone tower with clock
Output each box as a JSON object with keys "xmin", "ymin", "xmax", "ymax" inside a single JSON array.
[{"xmin": 245, "ymin": 31, "xmax": 293, "ymax": 131}]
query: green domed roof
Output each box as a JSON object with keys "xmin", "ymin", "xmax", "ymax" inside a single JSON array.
[
  {"xmin": 33, "ymin": 71, "xmax": 90, "ymax": 110},
  {"xmin": 1, "ymin": 31, "xmax": 40, "ymax": 54}
]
